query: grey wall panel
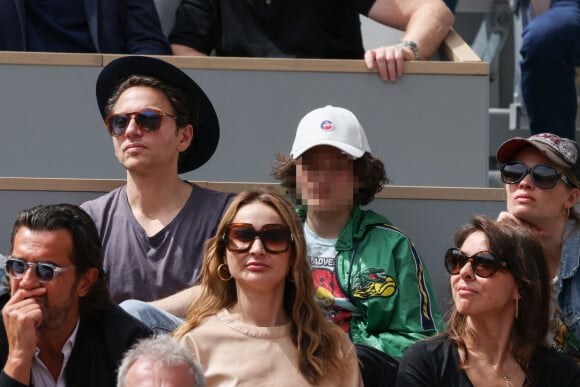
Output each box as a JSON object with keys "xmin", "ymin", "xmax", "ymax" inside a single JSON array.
[
  {"xmin": 0, "ymin": 63, "xmax": 488, "ymax": 187},
  {"xmin": 0, "ymin": 190, "xmax": 101, "ymax": 251}
]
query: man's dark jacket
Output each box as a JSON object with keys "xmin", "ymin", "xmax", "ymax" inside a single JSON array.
[
  {"xmin": 0, "ymin": 0, "xmax": 171, "ymax": 54},
  {"xmin": 0, "ymin": 294, "xmax": 152, "ymax": 386}
]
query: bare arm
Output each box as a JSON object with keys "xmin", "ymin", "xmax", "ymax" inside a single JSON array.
[
  {"xmin": 365, "ymin": 0, "xmax": 455, "ymax": 81},
  {"xmin": 171, "ymin": 44, "xmax": 208, "ymax": 56},
  {"xmin": 149, "ymin": 285, "xmax": 200, "ymax": 318}
]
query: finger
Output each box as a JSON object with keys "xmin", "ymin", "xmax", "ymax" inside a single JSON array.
[
  {"xmin": 4, "ymin": 305, "xmax": 42, "ymax": 359},
  {"xmin": 395, "ymin": 49, "xmax": 405, "ymax": 77},
  {"xmin": 385, "ymin": 49, "xmax": 398, "ymax": 82},
  {"xmin": 364, "ymin": 50, "xmax": 376, "ymax": 69},
  {"xmin": 371, "ymin": 49, "xmax": 388, "ymax": 81},
  {"xmin": 8, "ymin": 287, "xmax": 46, "ymax": 304},
  {"xmin": 4, "ymin": 301, "xmax": 43, "ymax": 324},
  {"xmin": 3, "ymin": 290, "xmax": 45, "ymax": 324}
]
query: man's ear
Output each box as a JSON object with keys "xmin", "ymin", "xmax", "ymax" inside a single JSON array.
[
  {"xmin": 76, "ymin": 268, "xmax": 99, "ymax": 298},
  {"xmin": 178, "ymin": 124, "xmax": 194, "ymax": 152}
]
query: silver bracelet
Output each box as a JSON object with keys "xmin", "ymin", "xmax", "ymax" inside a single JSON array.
[{"xmin": 398, "ymin": 40, "xmax": 420, "ymax": 60}]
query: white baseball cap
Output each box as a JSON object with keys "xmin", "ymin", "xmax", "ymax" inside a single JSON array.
[{"xmin": 290, "ymin": 105, "xmax": 371, "ymax": 159}]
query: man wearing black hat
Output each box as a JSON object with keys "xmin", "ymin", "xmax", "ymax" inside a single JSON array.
[{"xmin": 82, "ymin": 56, "xmax": 233, "ymax": 303}]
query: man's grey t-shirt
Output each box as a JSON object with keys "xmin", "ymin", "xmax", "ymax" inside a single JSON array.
[{"xmin": 82, "ymin": 183, "xmax": 233, "ymax": 302}]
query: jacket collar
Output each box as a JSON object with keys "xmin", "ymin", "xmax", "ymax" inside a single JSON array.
[
  {"xmin": 561, "ymin": 218, "xmax": 580, "ymax": 278},
  {"xmin": 298, "ymin": 206, "xmax": 390, "ymax": 251}
]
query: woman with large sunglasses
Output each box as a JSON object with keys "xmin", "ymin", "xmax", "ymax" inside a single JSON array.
[
  {"xmin": 172, "ymin": 189, "xmax": 362, "ymax": 386},
  {"xmin": 496, "ymin": 133, "xmax": 580, "ymax": 362},
  {"xmin": 396, "ymin": 216, "xmax": 580, "ymax": 386}
]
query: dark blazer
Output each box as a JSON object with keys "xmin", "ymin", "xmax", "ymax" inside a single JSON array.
[
  {"xmin": 0, "ymin": 0, "xmax": 171, "ymax": 54},
  {"xmin": 0, "ymin": 294, "xmax": 152, "ymax": 387}
]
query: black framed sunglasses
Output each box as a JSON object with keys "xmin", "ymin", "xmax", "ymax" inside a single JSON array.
[
  {"xmin": 105, "ymin": 108, "xmax": 176, "ymax": 136},
  {"xmin": 2, "ymin": 256, "xmax": 76, "ymax": 283},
  {"xmin": 500, "ymin": 161, "xmax": 574, "ymax": 189},
  {"xmin": 224, "ymin": 223, "xmax": 293, "ymax": 254},
  {"xmin": 444, "ymin": 248, "xmax": 508, "ymax": 278}
]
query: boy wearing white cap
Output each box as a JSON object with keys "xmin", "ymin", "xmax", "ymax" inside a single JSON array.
[{"xmin": 273, "ymin": 106, "xmax": 442, "ymax": 381}]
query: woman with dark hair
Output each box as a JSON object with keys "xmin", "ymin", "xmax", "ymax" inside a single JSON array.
[
  {"xmin": 173, "ymin": 190, "xmax": 362, "ymax": 386},
  {"xmin": 396, "ymin": 216, "xmax": 580, "ymax": 386},
  {"xmin": 496, "ymin": 133, "xmax": 580, "ymax": 361}
]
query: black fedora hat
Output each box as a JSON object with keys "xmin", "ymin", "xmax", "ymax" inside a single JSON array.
[{"xmin": 96, "ymin": 56, "xmax": 219, "ymax": 174}]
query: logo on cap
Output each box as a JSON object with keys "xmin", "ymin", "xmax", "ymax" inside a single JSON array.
[{"xmin": 320, "ymin": 120, "xmax": 334, "ymax": 131}]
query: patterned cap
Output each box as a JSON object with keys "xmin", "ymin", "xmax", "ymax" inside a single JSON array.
[{"xmin": 496, "ymin": 133, "xmax": 578, "ymax": 169}]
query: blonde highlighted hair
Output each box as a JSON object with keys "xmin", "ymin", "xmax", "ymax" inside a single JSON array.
[{"xmin": 173, "ymin": 189, "xmax": 350, "ymax": 384}]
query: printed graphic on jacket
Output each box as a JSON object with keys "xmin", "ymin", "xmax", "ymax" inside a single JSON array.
[
  {"xmin": 351, "ymin": 268, "xmax": 396, "ymax": 299},
  {"xmin": 550, "ymin": 307, "xmax": 580, "ymax": 363},
  {"xmin": 309, "ymin": 253, "xmax": 360, "ymax": 333}
]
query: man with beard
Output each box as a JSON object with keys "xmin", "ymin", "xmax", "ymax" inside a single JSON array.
[{"xmin": 0, "ymin": 204, "xmax": 151, "ymax": 386}]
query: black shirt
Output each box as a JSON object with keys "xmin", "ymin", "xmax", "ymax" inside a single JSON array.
[
  {"xmin": 396, "ymin": 335, "xmax": 580, "ymax": 387},
  {"xmin": 170, "ymin": 0, "xmax": 376, "ymax": 59}
]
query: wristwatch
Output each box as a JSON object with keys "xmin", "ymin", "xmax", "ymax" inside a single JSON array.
[{"xmin": 398, "ymin": 40, "xmax": 420, "ymax": 60}]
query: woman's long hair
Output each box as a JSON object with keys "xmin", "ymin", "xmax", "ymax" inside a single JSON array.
[
  {"xmin": 173, "ymin": 189, "xmax": 350, "ymax": 384},
  {"xmin": 446, "ymin": 216, "xmax": 550, "ymax": 385}
]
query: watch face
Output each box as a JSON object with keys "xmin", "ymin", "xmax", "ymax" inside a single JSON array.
[{"xmin": 399, "ymin": 40, "xmax": 419, "ymax": 60}]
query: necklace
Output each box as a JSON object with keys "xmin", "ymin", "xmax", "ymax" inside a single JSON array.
[{"xmin": 466, "ymin": 348, "xmax": 520, "ymax": 387}]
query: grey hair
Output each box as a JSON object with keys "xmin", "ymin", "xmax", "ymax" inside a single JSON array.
[{"xmin": 117, "ymin": 335, "xmax": 205, "ymax": 387}]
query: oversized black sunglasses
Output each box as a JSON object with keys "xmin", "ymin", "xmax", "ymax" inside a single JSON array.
[
  {"xmin": 444, "ymin": 248, "xmax": 508, "ymax": 278},
  {"xmin": 3, "ymin": 256, "xmax": 76, "ymax": 283},
  {"xmin": 500, "ymin": 161, "xmax": 574, "ymax": 189},
  {"xmin": 224, "ymin": 223, "xmax": 293, "ymax": 254},
  {"xmin": 105, "ymin": 108, "xmax": 176, "ymax": 136}
]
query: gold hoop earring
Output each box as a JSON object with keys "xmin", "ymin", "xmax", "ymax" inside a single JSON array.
[
  {"xmin": 217, "ymin": 263, "xmax": 232, "ymax": 281},
  {"xmin": 564, "ymin": 206, "xmax": 571, "ymax": 218},
  {"xmin": 515, "ymin": 298, "xmax": 519, "ymax": 320}
]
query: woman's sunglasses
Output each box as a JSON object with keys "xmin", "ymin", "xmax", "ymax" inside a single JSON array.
[
  {"xmin": 444, "ymin": 248, "xmax": 508, "ymax": 278},
  {"xmin": 224, "ymin": 223, "xmax": 293, "ymax": 254},
  {"xmin": 500, "ymin": 161, "xmax": 574, "ymax": 189},
  {"xmin": 105, "ymin": 108, "xmax": 176, "ymax": 136},
  {"xmin": 3, "ymin": 256, "xmax": 76, "ymax": 283}
]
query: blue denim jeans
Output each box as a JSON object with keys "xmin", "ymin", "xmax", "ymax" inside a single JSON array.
[
  {"xmin": 120, "ymin": 299, "xmax": 184, "ymax": 334},
  {"xmin": 520, "ymin": 0, "xmax": 580, "ymax": 139}
]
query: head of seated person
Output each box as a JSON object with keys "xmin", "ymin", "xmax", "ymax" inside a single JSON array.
[
  {"xmin": 173, "ymin": 189, "xmax": 362, "ymax": 386},
  {"xmin": 0, "ymin": 204, "xmax": 150, "ymax": 386},
  {"xmin": 446, "ymin": 216, "xmax": 550, "ymax": 384},
  {"xmin": 117, "ymin": 335, "xmax": 205, "ymax": 387},
  {"xmin": 497, "ymin": 132, "xmax": 580, "ymax": 228},
  {"xmin": 397, "ymin": 215, "xmax": 580, "ymax": 385},
  {"xmin": 496, "ymin": 134, "xmax": 580, "ymax": 363},
  {"xmin": 273, "ymin": 105, "xmax": 388, "ymax": 215}
]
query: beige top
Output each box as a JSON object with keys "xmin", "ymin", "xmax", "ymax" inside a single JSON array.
[{"xmin": 179, "ymin": 308, "xmax": 363, "ymax": 387}]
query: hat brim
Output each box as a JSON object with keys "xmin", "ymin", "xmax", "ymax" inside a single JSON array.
[
  {"xmin": 496, "ymin": 137, "xmax": 569, "ymax": 168},
  {"xmin": 291, "ymin": 140, "xmax": 365, "ymax": 159},
  {"xmin": 96, "ymin": 56, "xmax": 219, "ymax": 174}
]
